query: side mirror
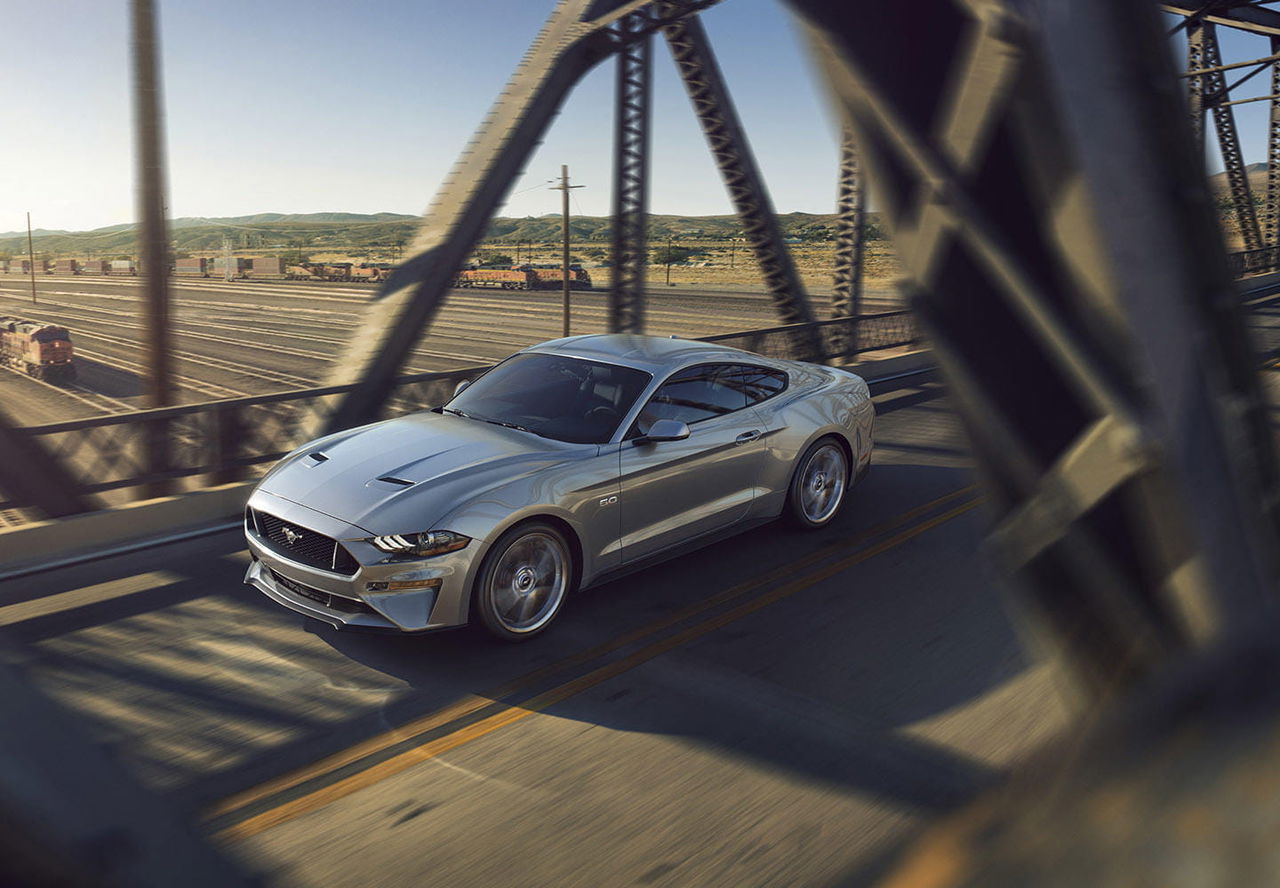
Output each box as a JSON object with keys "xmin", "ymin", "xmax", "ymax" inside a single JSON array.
[
  {"xmin": 453, "ymin": 379, "xmax": 471, "ymax": 397},
  {"xmin": 639, "ymin": 419, "xmax": 690, "ymax": 444}
]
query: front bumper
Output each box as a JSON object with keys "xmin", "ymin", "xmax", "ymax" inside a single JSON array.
[{"xmin": 242, "ymin": 491, "xmax": 484, "ymax": 632}]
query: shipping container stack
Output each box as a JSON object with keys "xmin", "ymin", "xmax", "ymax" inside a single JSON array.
[
  {"xmin": 80, "ymin": 260, "xmax": 107, "ymax": 275},
  {"xmin": 109, "ymin": 259, "xmax": 138, "ymax": 275},
  {"xmin": 247, "ymin": 256, "xmax": 285, "ymax": 279},
  {"xmin": 175, "ymin": 257, "xmax": 207, "ymax": 277},
  {"xmin": 54, "ymin": 259, "xmax": 79, "ymax": 275},
  {"xmin": 8, "ymin": 260, "xmax": 31, "ymax": 275},
  {"xmin": 213, "ymin": 257, "xmax": 248, "ymax": 278}
]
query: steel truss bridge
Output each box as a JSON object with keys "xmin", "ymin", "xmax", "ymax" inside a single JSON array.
[{"xmin": 5, "ymin": 0, "xmax": 1280, "ymax": 883}]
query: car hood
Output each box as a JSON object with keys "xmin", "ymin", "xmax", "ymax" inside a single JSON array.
[{"xmin": 257, "ymin": 411, "xmax": 584, "ymax": 536}]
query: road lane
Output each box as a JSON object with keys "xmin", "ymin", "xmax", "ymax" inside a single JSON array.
[{"xmin": 0, "ymin": 381, "xmax": 1070, "ymax": 886}]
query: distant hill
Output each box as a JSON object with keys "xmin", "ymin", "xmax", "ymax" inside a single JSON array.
[{"xmin": 0, "ymin": 210, "xmax": 875, "ymax": 259}]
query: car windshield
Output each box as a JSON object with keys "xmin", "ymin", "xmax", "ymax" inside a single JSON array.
[{"xmin": 445, "ymin": 353, "xmax": 651, "ymax": 444}]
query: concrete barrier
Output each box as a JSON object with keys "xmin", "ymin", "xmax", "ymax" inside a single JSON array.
[{"xmin": 0, "ymin": 482, "xmax": 253, "ymax": 581}]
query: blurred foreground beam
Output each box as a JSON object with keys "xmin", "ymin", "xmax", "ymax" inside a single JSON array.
[
  {"xmin": 131, "ymin": 0, "xmax": 173, "ymax": 495},
  {"xmin": 789, "ymin": 0, "xmax": 1280, "ymax": 699}
]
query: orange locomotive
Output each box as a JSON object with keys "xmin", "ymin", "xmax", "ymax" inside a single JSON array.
[{"xmin": 0, "ymin": 317, "xmax": 76, "ymax": 381}]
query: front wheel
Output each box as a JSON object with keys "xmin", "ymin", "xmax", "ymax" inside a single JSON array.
[
  {"xmin": 784, "ymin": 437, "xmax": 850, "ymax": 529},
  {"xmin": 473, "ymin": 522, "xmax": 574, "ymax": 641}
]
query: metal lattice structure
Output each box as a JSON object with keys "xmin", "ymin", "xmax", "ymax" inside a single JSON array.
[
  {"xmin": 792, "ymin": 0, "xmax": 1280, "ymax": 697},
  {"xmin": 659, "ymin": 7, "xmax": 821, "ymax": 357},
  {"xmin": 1189, "ymin": 21, "xmax": 1264, "ymax": 250},
  {"xmin": 610, "ymin": 10, "xmax": 653, "ymax": 333},
  {"xmin": 830, "ymin": 127, "xmax": 865, "ymax": 354},
  {"xmin": 1268, "ymin": 36, "xmax": 1280, "ymax": 246}
]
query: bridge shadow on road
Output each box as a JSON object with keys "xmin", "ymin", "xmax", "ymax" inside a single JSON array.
[{"xmin": 296, "ymin": 462, "xmax": 1030, "ymax": 817}]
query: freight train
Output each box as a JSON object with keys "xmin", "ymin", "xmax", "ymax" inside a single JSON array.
[
  {"xmin": 0, "ymin": 316, "xmax": 76, "ymax": 381},
  {"xmin": 453, "ymin": 264, "xmax": 593, "ymax": 290}
]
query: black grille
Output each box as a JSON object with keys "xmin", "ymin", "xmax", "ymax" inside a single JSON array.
[
  {"xmin": 268, "ymin": 569, "xmax": 375, "ymax": 615},
  {"xmin": 251, "ymin": 509, "xmax": 359, "ymax": 576}
]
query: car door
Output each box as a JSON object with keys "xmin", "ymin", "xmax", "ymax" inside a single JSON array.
[{"xmin": 618, "ymin": 363, "xmax": 769, "ymax": 563}]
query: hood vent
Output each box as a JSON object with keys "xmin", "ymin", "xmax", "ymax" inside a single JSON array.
[
  {"xmin": 307, "ymin": 451, "xmax": 329, "ymax": 463},
  {"xmin": 376, "ymin": 475, "xmax": 415, "ymax": 487}
]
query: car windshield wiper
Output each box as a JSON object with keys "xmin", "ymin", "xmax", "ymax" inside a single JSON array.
[{"xmin": 441, "ymin": 407, "xmax": 471, "ymax": 419}]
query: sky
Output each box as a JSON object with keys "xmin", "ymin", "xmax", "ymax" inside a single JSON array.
[
  {"xmin": 2, "ymin": 2, "xmax": 1277, "ymax": 234},
  {"xmin": 2, "ymin": 0, "xmax": 842, "ymax": 233}
]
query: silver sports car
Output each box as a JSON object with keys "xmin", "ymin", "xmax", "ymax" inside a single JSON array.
[{"xmin": 243, "ymin": 334, "xmax": 875, "ymax": 640}]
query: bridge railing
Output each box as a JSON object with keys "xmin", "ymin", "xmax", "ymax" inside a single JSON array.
[
  {"xmin": 0, "ymin": 311, "xmax": 922, "ymax": 514},
  {"xmin": 1228, "ymin": 246, "xmax": 1280, "ymax": 278}
]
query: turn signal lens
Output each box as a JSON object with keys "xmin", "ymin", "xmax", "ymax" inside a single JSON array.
[{"xmin": 368, "ymin": 530, "xmax": 471, "ymax": 559}]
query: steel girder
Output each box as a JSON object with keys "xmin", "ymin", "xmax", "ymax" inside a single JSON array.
[
  {"xmin": 659, "ymin": 7, "xmax": 823, "ymax": 360},
  {"xmin": 789, "ymin": 0, "xmax": 1280, "ymax": 698},
  {"xmin": 0, "ymin": 407, "xmax": 94, "ymax": 518},
  {"xmin": 1187, "ymin": 21, "xmax": 1208, "ymax": 149},
  {"xmin": 1267, "ymin": 39, "xmax": 1280, "ymax": 247},
  {"xmin": 831, "ymin": 126, "xmax": 865, "ymax": 320},
  {"xmin": 321, "ymin": 0, "xmax": 721, "ymax": 433},
  {"xmin": 1194, "ymin": 22, "xmax": 1264, "ymax": 250},
  {"xmin": 610, "ymin": 11, "xmax": 653, "ymax": 333},
  {"xmin": 1163, "ymin": 1, "xmax": 1280, "ymax": 37}
]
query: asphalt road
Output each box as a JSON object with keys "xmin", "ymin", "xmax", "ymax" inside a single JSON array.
[
  {"xmin": 0, "ymin": 275, "xmax": 903, "ymax": 423},
  {"xmin": 0, "ymin": 379, "xmax": 1071, "ymax": 887}
]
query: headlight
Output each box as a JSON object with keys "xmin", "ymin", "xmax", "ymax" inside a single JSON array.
[{"xmin": 368, "ymin": 530, "xmax": 471, "ymax": 559}]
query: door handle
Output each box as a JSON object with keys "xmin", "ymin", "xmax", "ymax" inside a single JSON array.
[{"xmin": 735, "ymin": 430, "xmax": 762, "ymax": 444}]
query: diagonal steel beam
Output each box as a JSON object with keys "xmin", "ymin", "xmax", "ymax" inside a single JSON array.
[
  {"xmin": 610, "ymin": 10, "xmax": 652, "ymax": 333},
  {"xmin": 660, "ymin": 7, "xmax": 822, "ymax": 359},
  {"xmin": 789, "ymin": 0, "xmax": 1280, "ymax": 699},
  {"xmin": 322, "ymin": 0, "xmax": 721, "ymax": 433},
  {"xmin": 0, "ymin": 407, "xmax": 94, "ymax": 518}
]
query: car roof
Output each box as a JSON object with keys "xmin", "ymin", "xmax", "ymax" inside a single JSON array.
[{"xmin": 525, "ymin": 334, "xmax": 776, "ymax": 374}]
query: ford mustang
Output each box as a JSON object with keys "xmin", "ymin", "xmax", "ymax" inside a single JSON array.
[{"xmin": 243, "ymin": 334, "xmax": 875, "ymax": 640}]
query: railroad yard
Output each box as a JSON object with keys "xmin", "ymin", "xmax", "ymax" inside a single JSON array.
[{"xmin": 0, "ymin": 275, "xmax": 901, "ymax": 426}]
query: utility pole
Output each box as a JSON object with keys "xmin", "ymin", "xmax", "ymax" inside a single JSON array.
[
  {"xmin": 26, "ymin": 213, "xmax": 37, "ymax": 304},
  {"xmin": 665, "ymin": 235, "xmax": 674, "ymax": 286},
  {"xmin": 551, "ymin": 165, "xmax": 583, "ymax": 337}
]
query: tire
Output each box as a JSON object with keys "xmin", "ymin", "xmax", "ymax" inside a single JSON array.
[
  {"xmin": 473, "ymin": 521, "xmax": 575, "ymax": 641},
  {"xmin": 784, "ymin": 437, "xmax": 850, "ymax": 529}
]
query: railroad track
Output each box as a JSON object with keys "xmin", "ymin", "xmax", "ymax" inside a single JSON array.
[{"xmin": 0, "ymin": 362, "xmax": 135, "ymax": 416}]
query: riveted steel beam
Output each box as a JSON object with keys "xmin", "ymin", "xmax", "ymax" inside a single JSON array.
[
  {"xmin": 0, "ymin": 407, "xmax": 94, "ymax": 518},
  {"xmin": 610, "ymin": 11, "xmax": 652, "ymax": 333},
  {"xmin": 1195, "ymin": 22, "xmax": 1264, "ymax": 250},
  {"xmin": 789, "ymin": 0, "xmax": 1280, "ymax": 698},
  {"xmin": 1163, "ymin": 1, "xmax": 1280, "ymax": 37},
  {"xmin": 1187, "ymin": 20, "xmax": 1208, "ymax": 150},
  {"xmin": 660, "ymin": 7, "xmax": 822, "ymax": 360},
  {"xmin": 832, "ymin": 126, "xmax": 865, "ymax": 310},
  {"xmin": 1267, "ymin": 38, "xmax": 1280, "ymax": 247},
  {"xmin": 322, "ymin": 0, "xmax": 722, "ymax": 433}
]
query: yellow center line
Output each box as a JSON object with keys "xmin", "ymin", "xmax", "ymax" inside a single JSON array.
[
  {"xmin": 206, "ymin": 484, "xmax": 976, "ymax": 821},
  {"xmin": 215, "ymin": 497, "xmax": 981, "ymax": 842}
]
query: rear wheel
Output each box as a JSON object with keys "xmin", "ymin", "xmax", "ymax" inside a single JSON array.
[
  {"xmin": 473, "ymin": 521, "xmax": 574, "ymax": 641},
  {"xmin": 784, "ymin": 437, "xmax": 849, "ymax": 529}
]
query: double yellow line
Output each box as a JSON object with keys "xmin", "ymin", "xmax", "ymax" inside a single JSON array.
[{"xmin": 209, "ymin": 484, "xmax": 980, "ymax": 841}]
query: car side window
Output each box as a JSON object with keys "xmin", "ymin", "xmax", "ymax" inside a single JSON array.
[
  {"xmin": 731, "ymin": 364, "xmax": 788, "ymax": 405},
  {"xmin": 629, "ymin": 364, "xmax": 748, "ymax": 437}
]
